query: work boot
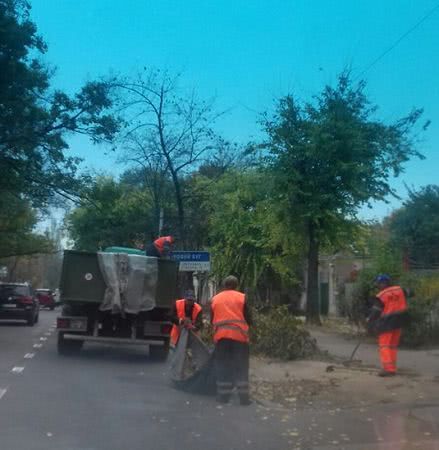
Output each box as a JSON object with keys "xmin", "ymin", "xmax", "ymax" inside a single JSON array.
[{"xmin": 378, "ymin": 370, "xmax": 396, "ymax": 377}]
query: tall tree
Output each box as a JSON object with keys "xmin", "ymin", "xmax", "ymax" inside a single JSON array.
[
  {"xmin": 115, "ymin": 70, "xmax": 220, "ymax": 242},
  {"xmin": 119, "ymin": 135, "xmax": 174, "ymax": 237},
  {"xmin": 0, "ymin": 0, "xmax": 118, "ymax": 206},
  {"xmin": 264, "ymin": 72, "xmax": 425, "ymax": 323}
]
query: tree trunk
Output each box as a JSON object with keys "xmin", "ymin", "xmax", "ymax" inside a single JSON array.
[
  {"xmin": 306, "ymin": 221, "xmax": 321, "ymax": 324},
  {"xmin": 170, "ymin": 169, "xmax": 185, "ymax": 244}
]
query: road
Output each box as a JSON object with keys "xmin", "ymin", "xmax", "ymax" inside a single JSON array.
[
  {"xmin": 0, "ymin": 310, "xmax": 287, "ymax": 450},
  {"xmin": 1, "ymin": 311, "xmax": 439, "ymax": 450},
  {"xmin": 311, "ymin": 328, "xmax": 439, "ymax": 377}
]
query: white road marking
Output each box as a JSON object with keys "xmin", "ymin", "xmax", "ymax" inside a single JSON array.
[
  {"xmin": 40, "ymin": 337, "xmax": 47, "ymax": 341},
  {"xmin": 33, "ymin": 343, "xmax": 43, "ymax": 348},
  {"xmin": 0, "ymin": 388, "xmax": 7, "ymax": 400},
  {"xmin": 11, "ymin": 367, "xmax": 24, "ymax": 374},
  {"xmin": 45, "ymin": 332, "xmax": 51, "ymax": 336},
  {"xmin": 24, "ymin": 353, "xmax": 35, "ymax": 359}
]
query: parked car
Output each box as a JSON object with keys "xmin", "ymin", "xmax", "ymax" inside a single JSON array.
[
  {"xmin": 0, "ymin": 283, "xmax": 40, "ymax": 326},
  {"xmin": 35, "ymin": 288, "xmax": 56, "ymax": 310}
]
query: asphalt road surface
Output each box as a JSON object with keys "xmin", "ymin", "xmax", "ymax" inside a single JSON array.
[
  {"xmin": 1, "ymin": 311, "xmax": 439, "ymax": 450},
  {"xmin": 0, "ymin": 310, "xmax": 287, "ymax": 450}
]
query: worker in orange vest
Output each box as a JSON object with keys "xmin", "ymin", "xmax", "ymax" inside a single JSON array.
[
  {"xmin": 367, "ymin": 274, "xmax": 409, "ymax": 377},
  {"xmin": 145, "ymin": 236, "xmax": 174, "ymax": 258},
  {"xmin": 169, "ymin": 290, "xmax": 203, "ymax": 348},
  {"xmin": 211, "ymin": 276, "xmax": 252, "ymax": 405}
]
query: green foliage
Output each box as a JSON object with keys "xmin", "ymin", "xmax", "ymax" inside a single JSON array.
[
  {"xmin": 0, "ymin": 0, "xmax": 119, "ymax": 207},
  {"xmin": 251, "ymin": 306, "xmax": 318, "ymax": 360},
  {"xmin": 388, "ymin": 185, "xmax": 439, "ymax": 268},
  {"xmin": 265, "ymin": 73, "xmax": 424, "ymax": 220},
  {"xmin": 0, "ymin": 193, "xmax": 54, "ymax": 257},
  {"xmin": 66, "ymin": 177, "xmax": 154, "ymax": 251},
  {"xmin": 198, "ymin": 169, "xmax": 304, "ymax": 299},
  {"xmin": 263, "ymin": 71, "xmax": 424, "ymax": 321},
  {"xmin": 401, "ymin": 275, "xmax": 439, "ymax": 347},
  {"xmin": 347, "ymin": 245, "xmax": 439, "ymax": 346},
  {"xmin": 346, "ymin": 227, "xmax": 405, "ymax": 324}
]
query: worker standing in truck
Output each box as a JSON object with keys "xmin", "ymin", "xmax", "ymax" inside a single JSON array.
[
  {"xmin": 145, "ymin": 236, "xmax": 174, "ymax": 258},
  {"xmin": 169, "ymin": 290, "xmax": 203, "ymax": 348},
  {"xmin": 211, "ymin": 276, "xmax": 252, "ymax": 405},
  {"xmin": 367, "ymin": 274, "xmax": 409, "ymax": 377}
]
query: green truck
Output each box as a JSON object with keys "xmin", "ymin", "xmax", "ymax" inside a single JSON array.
[{"xmin": 56, "ymin": 249, "xmax": 178, "ymax": 360}]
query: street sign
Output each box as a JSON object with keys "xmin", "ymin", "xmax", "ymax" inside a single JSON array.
[{"xmin": 170, "ymin": 251, "xmax": 211, "ymax": 272}]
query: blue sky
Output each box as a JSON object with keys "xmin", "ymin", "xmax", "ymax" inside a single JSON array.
[{"xmin": 31, "ymin": 0, "xmax": 439, "ymax": 220}]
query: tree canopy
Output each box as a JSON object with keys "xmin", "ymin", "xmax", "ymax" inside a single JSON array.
[
  {"xmin": 264, "ymin": 72, "xmax": 424, "ymax": 322},
  {"xmin": 388, "ymin": 185, "xmax": 439, "ymax": 269},
  {"xmin": 0, "ymin": 0, "xmax": 118, "ymax": 256},
  {"xmin": 66, "ymin": 177, "xmax": 154, "ymax": 251}
]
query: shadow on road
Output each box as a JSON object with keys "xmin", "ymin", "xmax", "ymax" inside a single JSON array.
[
  {"xmin": 57, "ymin": 344, "xmax": 164, "ymax": 366},
  {"xmin": 0, "ymin": 321, "xmax": 28, "ymax": 327}
]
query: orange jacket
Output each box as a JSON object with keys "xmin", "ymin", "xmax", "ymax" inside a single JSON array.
[
  {"xmin": 370, "ymin": 285, "xmax": 409, "ymax": 333},
  {"xmin": 170, "ymin": 299, "xmax": 202, "ymax": 346},
  {"xmin": 377, "ymin": 286, "xmax": 408, "ymax": 316},
  {"xmin": 154, "ymin": 236, "xmax": 174, "ymax": 254},
  {"xmin": 211, "ymin": 290, "xmax": 249, "ymax": 344}
]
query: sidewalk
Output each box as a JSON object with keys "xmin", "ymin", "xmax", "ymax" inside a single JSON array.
[{"xmin": 310, "ymin": 328, "xmax": 439, "ymax": 377}]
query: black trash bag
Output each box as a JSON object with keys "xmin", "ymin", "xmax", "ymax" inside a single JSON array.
[{"xmin": 169, "ymin": 328, "xmax": 216, "ymax": 395}]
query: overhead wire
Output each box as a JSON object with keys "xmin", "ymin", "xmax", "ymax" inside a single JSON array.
[{"xmin": 356, "ymin": 2, "xmax": 439, "ymax": 80}]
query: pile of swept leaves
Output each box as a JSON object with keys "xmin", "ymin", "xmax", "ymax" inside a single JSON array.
[
  {"xmin": 250, "ymin": 377, "xmax": 335, "ymax": 406},
  {"xmin": 251, "ymin": 306, "xmax": 318, "ymax": 360}
]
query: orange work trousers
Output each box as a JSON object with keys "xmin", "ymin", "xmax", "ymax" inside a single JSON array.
[{"xmin": 378, "ymin": 329, "xmax": 401, "ymax": 373}]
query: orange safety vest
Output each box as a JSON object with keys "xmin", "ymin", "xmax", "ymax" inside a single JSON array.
[
  {"xmin": 211, "ymin": 290, "xmax": 249, "ymax": 344},
  {"xmin": 170, "ymin": 299, "xmax": 202, "ymax": 346},
  {"xmin": 154, "ymin": 236, "xmax": 174, "ymax": 254},
  {"xmin": 377, "ymin": 286, "xmax": 408, "ymax": 316}
]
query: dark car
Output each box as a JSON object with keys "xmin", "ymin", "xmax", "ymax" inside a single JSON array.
[
  {"xmin": 0, "ymin": 283, "xmax": 40, "ymax": 326},
  {"xmin": 35, "ymin": 289, "xmax": 56, "ymax": 310}
]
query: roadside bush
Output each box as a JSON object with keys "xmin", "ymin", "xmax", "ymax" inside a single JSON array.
[
  {"xmin": 402, "ymin": 275, "xmax": 439, "ymax": 346},
  {"xmin": 251, "ymin": 306, "xmax": 318, "ymax": 360}
]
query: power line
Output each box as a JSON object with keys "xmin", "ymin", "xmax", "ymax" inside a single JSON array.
[{"xmin": 356, "ymin": 2, "xmax": 439, "ymax": 79}]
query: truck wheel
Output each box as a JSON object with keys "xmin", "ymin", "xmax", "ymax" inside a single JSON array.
[
  {"xmin": 149, "ymin": 343, "xmax": 169, "ymax": 361},
  {"xmin": 57, "ymin": 332, "xmax": 83, "ymax": 356}
]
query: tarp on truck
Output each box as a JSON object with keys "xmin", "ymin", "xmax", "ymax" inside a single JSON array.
[
  {"xmin": 97, "ymin": 252, "xmax": 158, "ymax": 314},
  {"xmin": 169, "ymin": 328, "xmax": 216, "ymax": 395}
]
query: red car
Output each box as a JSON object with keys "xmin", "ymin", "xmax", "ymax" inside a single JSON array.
[{"xmin": 35, "ymin": 289, "xmax": 56, "ymax": 310}]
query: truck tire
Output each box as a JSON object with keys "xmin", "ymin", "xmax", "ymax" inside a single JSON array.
[
  {"xmin": 149, "ymin": 343, "xmax": 170, "ymax": 361},
  {"xmin": 26, "ymin": 313, "xmax": 36, "ymax": 326},
  {"xmin": 57, "ymin": 332, "xmax": 83, "ymax": 356}
]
